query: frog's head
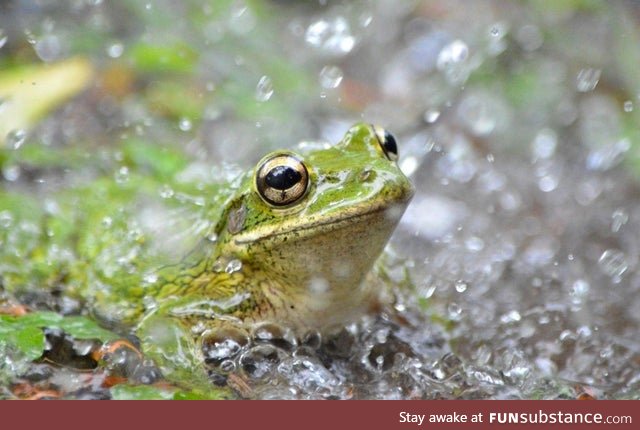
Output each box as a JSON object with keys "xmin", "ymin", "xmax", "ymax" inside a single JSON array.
[{"xmin": 214, "ymin": 123, "xmax": 413, "ymax": 329}]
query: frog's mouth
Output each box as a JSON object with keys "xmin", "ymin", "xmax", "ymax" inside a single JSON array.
[{"xmin": 233, "ymin": 196, "xmax": 412, "ymax": 245}]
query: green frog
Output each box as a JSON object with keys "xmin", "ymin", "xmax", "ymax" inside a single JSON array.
[{"xmin": 0, "ymin": 123, "xmax": 413, "ymax": 392}]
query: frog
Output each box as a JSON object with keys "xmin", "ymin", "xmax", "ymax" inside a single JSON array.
[{"xmin": 0, "ymin": 123, "xmax": 413, "ymax": 394}]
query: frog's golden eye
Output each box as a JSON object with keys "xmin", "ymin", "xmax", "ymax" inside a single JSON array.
[
  {"xmin": 255, "ymin": 153, "xmax": 309, "ymax": 207},
  {"xmin": 373, "ymin": 125, "xmax": 398, "ymax": 161}
]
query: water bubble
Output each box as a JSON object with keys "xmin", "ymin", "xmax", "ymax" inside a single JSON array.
[
  {"xmin": 465, "ymin": 236, "xmax": 484, "ymax": 252},
  {"xmin": 305, "ymin": 17, "xmax": 355, "ymax": 55},
  {"xmin": 255, "ymin": 75, "xmax": 274, "ymax": 102},
  {"xmin": 598, "ymin": 249, "xmax": 628, "ymax": 282},
  {"xmin": 611, "ymin": 208, "xmax": 628, "ymax": 233},
  {"xmin": 586, "ymin": 138, "xmax": 630, "ymax": 171},
  {"xmin": 452, "ymin": 279, "xmax": 468, "ymax": 293},
  {"xmin": 437, "ymin": 40, "xmax": 469, "ymax": 68},
  {"xmin": 538, "ymin": 175, "xmax": 558, "ymax": 192},
  {"xmin": 277, "ymin": 356, "xmax": 338, "ymax": 394},
  {"xmin": 623, "ymin": 100, "xmax": 633, "ymax": 112},
  {"xmin": 0, "ymin": 29, "xmax": 7, "ymax": 49},
  {"xmin": 447, "ymin": 302, "xmax": 463, "ymax": 320},
  {"xmin": 177, "ymin": 117, "xmax": 192, "ymax": 132},
  {"xmin": 107, "ymin": 42, "xmax": 124, "ymax": 58},
  {"xmin": 114, "ymin": 166, "xmax": 130, "ymax": 183},
  {"xmin": 423, "ymin": 109, "xmax": 441, "ymax": 123},
  {"xmin": 101, "ymin": 216, "xmax": 113, "ymax": 228},
  {"xmin": 516, "ymin": 24, "xmax": 543, "ymax": 51},
  {"xmin": 228, "ymin": 1, "xmax": 256, "ymax": 35},
  {"xmin": 531, "ymin": 128, "xmax": 557, "ymax": 160},
  {"xmin": 576, "ymin": 68, "xmax": 601, "ymax": 92},
  {"xmin": 201, "ymin": 327, "xmax": 249, "ymax": 365},
  {"xmin": 34, "ymin": 35, "xmax": 62, "ymax": 62},
  {"xmin": 0, "ymin": 210, "xmax": 13, "ymax": 228},
  {"xmin": 6, "ymin": 129, "xmax": 27, "ymax": 149},
  {"xmin": 570, "ymin": 279, "xmax": 590, "ymax": 297},
  {"xmin": 500, "ymin": 310, "xmax": 522, "ymax": 324},
  {"xmin": 159, "ymin": 184, "xmax": 174, "ymax": 199},
  {"xmin": 436, "ymin": 39, "xmax": 469, "ymax": 84},
  {"xmin": 143, "ymin": 272, "xmax": 158, "ymax": 284},
  {"xmin": 318, "ymin": 65, "xmax": 344, "ymax": 89},
  {"xmin": 457, "ymin": 93, "xmax": 497, "ymax": 136},
  {"xmin": 2, "ymin": 164, "xmax": 21, "ymax": 181},
  {"xmin": 225, "ymin": 259, "xmax": 243, "ymax": 274},
  {"xmin": 252, "ymin": 322, "xmax": 297, "ymax": 349},
  {"xmin": 240, "ymin": 344, "xmax": 286, "ymax": 380}
]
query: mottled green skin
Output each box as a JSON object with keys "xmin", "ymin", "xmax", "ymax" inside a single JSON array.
[{"xmin": 0, "ymin": 123, "xmax": 413, "ymax": 385}]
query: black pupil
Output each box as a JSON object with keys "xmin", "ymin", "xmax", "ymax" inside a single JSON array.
[
  {"xmin": 383, "ymin": 131, "xmax": 398, "ymax": 156},
  {"xmin": 265, "ymin": 165, "xmax": 301, "ymax": 190}
]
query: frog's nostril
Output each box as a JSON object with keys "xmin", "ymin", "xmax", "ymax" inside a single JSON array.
[{"xmin": 359, "ymin": 169, "xmax": 375, "ymax": 182}]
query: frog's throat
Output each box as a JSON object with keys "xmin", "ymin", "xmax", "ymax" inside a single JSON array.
[{"xmin": 232, "ymin": 198, "xmax": 411, "ymax": 246}]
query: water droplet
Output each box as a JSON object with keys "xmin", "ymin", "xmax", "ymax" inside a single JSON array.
[
  {"xmin": 225, "ymin": 259, "xmax": 243, "ymax": 274},
  {"xmin": 255, "ymin": 75, "xmax": 274, "ymax": 102},
  {"xmin": 423, "ymin": 109, "xmax": 441, "ymax": 123},
  {"xmin": 516, "ymin": 24, "xmax": 543, "ymax": 51},
  {"xmin": 489, "ymin": 22, "xmax": 507, "ymax": 38},
  {"xmin": 101, "ymin": 216, "xmax": 113, "ymax": 228},
  {"xmin": 598, "ymin": 249, "xmax": 628, "ymax": 282},
  {"xmin": 0, "ymin": 29, "xmax": 7, "ymax": 49},
  {"xmin": 159, "ymin": 184, "xmax": 174, "ymax": 198},
  {"xmin": 457, "ymin": 93, "xmax": 497, "ymax": 135},
  {"xmin": 576, "ymin": 68, "xmax": 601, "ymax": 92},
  {"xmin": 34, "ymin": 35, "xmax": 61, "ymax": 62},
  {"xmin": 318, "ymin": 65, "xmax": 344, "ymax": 89},
  {"xmin": 531, "ymin": 128, "xmax": 557, "ymax": 160},
  {"xmin": 571, "ymin": 279, "xmax": 590, "ymax": 297},
  {"xmin": 6, "ymin": 129, "xmax": 27, "ymax": 149},
  {"xmin": 447, "ymin": 302, "xmax": 462, "ymax": 320},
  {"xmin": 206, "ymin": 232, "xmax": 218, "ymax": 243},
  {"xmin": 304, "ymin": 17, "xmax": 355, "ymax": 55},
  {"xmin": 500, "ymin": 310, "xmax": 521, "ymax": 323},
  {"xmin": 114, "ymin": 166, "xmax": 130, "ymax": 183},
  {"xmin": 437, "ymin": 40, "xmax": 469, "ymax": 68},
  {"xmin": 465, "ymin": 236, "xmax": 484, "ymax": 252},
  {"xmin": 623, "ymin": 100, "xmax": 633, "ymax": 112},
  {"xmin": 140, "ymin": 271, "xmax": 157, "ymax": 284},
  {"xmin": 2, "ymin": 164, "xmax": 21, "ymax": 181},
  {"xmin": 228, "ymin": 0, "xmax": 256, "ymax": 35},
  {"xmin": 107, "ymin": 42, "xmax": 124, "ymax": 58},
  {"xmin": 611, "ymin": 208, "xmax": 628, "ymax": 233},
  {"xmin": 538, "ymin": 175, "xmax": 558, "ymax": 192},
  {"xmin": 178, "ymin": 117, "xmax": 192, "ymax": 131},
  {"xmin": 0, "ymin": 210, "xmax": 13, "ymax": 228},
  {"xmin": 436, "ymin": 39, "xmax": 469, "ymax": 84},
  {"xmin": 454, "ymin": 280, "xmax": 468, "ymax": 293}
]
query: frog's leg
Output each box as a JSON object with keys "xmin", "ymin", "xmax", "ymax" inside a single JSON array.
[{"xmin": 135, "ymin": 311, "xmax": 235, "ymax": 398}]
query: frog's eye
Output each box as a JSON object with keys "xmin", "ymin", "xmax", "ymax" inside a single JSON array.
[
  {"xmin": 255, "ymin": 153, "xmax": 309, "ymax": 207},
  {"xmin": 373, "ymin": 125, "xmax": 398, "ymax": 161}
]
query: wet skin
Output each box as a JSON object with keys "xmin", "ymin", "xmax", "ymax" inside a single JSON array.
[{"xmin": 0, "ymin": 123, "xmax": 413, "ymax": 388}]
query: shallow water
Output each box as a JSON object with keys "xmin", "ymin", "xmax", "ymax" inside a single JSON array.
[{"xmin": 2, "ymin": 0, "xmax": 640, "ymax": 399}]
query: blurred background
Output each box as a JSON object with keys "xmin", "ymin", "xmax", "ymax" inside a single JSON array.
[{"xmin": 2, "ymin": 0, "xmax": 640, "ymax": 399}]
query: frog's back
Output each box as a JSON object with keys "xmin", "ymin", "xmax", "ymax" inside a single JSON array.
[{"xmin": 0, "ymin": 169, "xmax": 239, "ymax": 326}]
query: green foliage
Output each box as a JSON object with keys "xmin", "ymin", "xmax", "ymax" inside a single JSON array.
[
  {"xmin": 0, "ymin": 312, "xmax": 119, "ymax": 361},
  {"xmin": 128, "ymin": 42, "xmax": 199, "ymax": 75},
  {"xmin": 110, "ymin": 383, "xmax": 226, "ymax": 400}
]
